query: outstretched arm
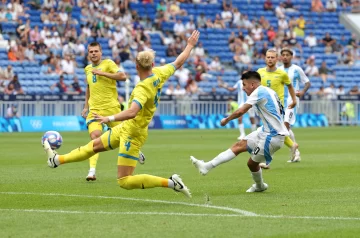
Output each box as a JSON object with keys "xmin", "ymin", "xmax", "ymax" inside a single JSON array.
[
  {"xmin": 221, "ymin": 104, "xmax": 252, "ymax": 126},
  {"xmin": 172, "ymin": 30, "xmax": 200, "ymax": 69},
  {"xmin": 91, "ymin": 69, "xmax": 127, "ymax": 81},
  {"xmin": 93, "ymin": 101, "xmax": 141, "ymax": 124}
]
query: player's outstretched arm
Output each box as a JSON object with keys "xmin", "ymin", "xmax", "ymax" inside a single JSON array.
[
  {"xmin": 287, "ymin": 84, "xmax": 297, "ymax": 109},
  {"xmin": 221, "ymin": 104, "xmax": 252, "ymax": 126},
  {"xmin": 172, "ymin": 30, "xmax": 200, "ymax": 69},
  {"xmin": 91, "ymin": 69, "xmax": 127, "ymax": 81},
  {"xmin": 93, "ymin": 101, "xmax": 141, "ymax": 124}
]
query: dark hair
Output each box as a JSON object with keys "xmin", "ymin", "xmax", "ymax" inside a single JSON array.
[
  {"xmin": 280, "ymin": 47, "xmax": 293, "ymax": 56},
  {"xmin": 241, "ymin": 71, "xmax": 261, "ymax": 81},
  {"xmin": 88, "ymin": 42, "xmax": 102, "ymax": 51}
]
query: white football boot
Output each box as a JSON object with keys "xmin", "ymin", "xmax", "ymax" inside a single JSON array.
[
  {"xmin": 190, "ymin": 156, "xmax": 210, "ymax": 175},
  {"xmin": 170, "ymin": 174, "xmax": 191, "ymax": 198},
  {"xmin": 43, "ymin": 140, "xmax": 59, "ymax": 168},
  {"xmin": 246, "ymin": 183, "xmax": 268, "ymax": 193}
]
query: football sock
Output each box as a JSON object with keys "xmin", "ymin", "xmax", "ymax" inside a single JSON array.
[
  {"xmin": 208, "ymin": 149, "xmax": 236, "ymax": 168},
  {"xmin": 117, "ymin": 174, "xmax": 170, "ymax": 189},
  {"xmin": 251, "ymin": 124, "xmax": 257, "ymax": 131},
  {"xmin": 59, "ymin": 141, "xmax": 96, "ymax": 164},
  {"xmin": 239, "ymin": 123, "xmax": 245, "ymax": 136},
  {"xmin": 89, "ymin": 154, "xmax": 99, "ymax": 169},
  {"xmin": 289, "ymin": 129, "xmax": 296, "ymax": 143},
  {"xmin": 251, "ymin": 168, "xmax": 263, "ymax": 187},
  {"xmin": 284, "ymin": 136, "xmax": 294, "ymax": 148}
]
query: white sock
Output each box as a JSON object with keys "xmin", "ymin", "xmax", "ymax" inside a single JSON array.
[
  {"xmin": 168, "ymin": 179, "xmax": 175, "ymax": 188},
  {"xmin": 251, "ymin": 124, "xmax": 257, "ymax": 131},
  {"xmin": 251, "ymin": 168, "xmax": 264, "ymax": 187},
  {"xmin": 54, "ymin": 155, "xmax": 60, "ymax": 166},
  {"xmin": 89, "ymin": 168, "xmax": 96, "ymax": 174},
  {"xmin": 208, "ymin": 149, "xmax": 236, "ymax": 168},
  {"xmin": 238, "ymin": 123, "xmax": 245, "ymax": 136},
  {"xmin": 289, "ymin": 129, "xmax": 296, "ymax": 143}
]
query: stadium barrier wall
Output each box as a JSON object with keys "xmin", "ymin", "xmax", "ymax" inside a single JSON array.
[{"xmin": 0, "ymin": 114, "xmax": 329, "ymax": 133}]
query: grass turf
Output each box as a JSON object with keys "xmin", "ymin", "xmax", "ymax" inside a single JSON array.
[{"xmin": 1, "ymin": 127, "xmax": 360, "ymax": 237}]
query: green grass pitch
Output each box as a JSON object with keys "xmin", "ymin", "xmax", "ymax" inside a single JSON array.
[{"xmin": 1, "ymin": 127, "xmax": 360, "ymax": 237}]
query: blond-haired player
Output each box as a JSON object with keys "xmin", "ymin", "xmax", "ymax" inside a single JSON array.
[
  {"xmin": 83, "ymin": 42, "xmax": 144, "ymax": 181},
  {"xmin": 43, "ymin": 30, "xmax": 201, "ymax": 198},
  {"xmin": 257, "ymin": 49, "xmax": 298, "ymax": 168}
]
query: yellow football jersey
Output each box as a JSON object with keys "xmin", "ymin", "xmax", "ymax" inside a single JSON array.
[
  {"xmin": 121, "ymin": 64, "xmax": 176, "ymax": 137},
  {"xmin": 84, "ymin": 59, "xmax": 121, "ymax": 110},
  {"xmin": 257, "ymin": 67, "xmax": 291, "ymax": 105}
]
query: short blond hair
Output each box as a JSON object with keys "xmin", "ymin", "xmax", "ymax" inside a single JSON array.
[
  {"xmin": 136, "ymin": 50, "xmax": 155, "ymax": 70},
  {"xmin": 266, "ymin": 49, "xmax": 278, "ymax": 56}
]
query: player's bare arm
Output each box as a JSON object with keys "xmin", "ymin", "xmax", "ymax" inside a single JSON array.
[
  {"xmin": 221, "ymin": 104, "xmax": 252, "ymax": 126},
  {"xmin": 81, "ymin": 85, "xmax": 90, "ymax": 118},
  {"xmin": 296, "ymin": 81, "xmax": 311, "ymax": 98},
  {"xmin": 287, "ymin": 84, "xmax": 297, "ymax": 109},
  {"xmin": 172, "ymin": 30, "xmax": 200, "ymax": 69},
  {"xmin": 91, "ymin": 69, "xmax": 127, "ymax": 81},
  {"xmin": 93, "ymin": 101, "xmax": 141, "ymax": 124}
]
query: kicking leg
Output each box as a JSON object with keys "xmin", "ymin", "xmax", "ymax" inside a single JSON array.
[{"xmin": 237, "ymin": 116, "xmax": 246, "ymax": 140}]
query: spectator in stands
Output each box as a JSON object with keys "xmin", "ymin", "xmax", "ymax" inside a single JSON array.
[
  {"xmin": 1, "ymin": 65, "xmax": 14, "ymax": 81},
  {"xmin": 251, "ymin": 24, "xmax": 263, "ymax": 41},
  {"xmin": 296, "ymin": 14, "xmax": 306, "ymax": 30},
  {"xmin": 174, "ymin": 66, "xmax": 190, "ymax": 87},
  {"xmin": 173, "ymin": 83, "xmax": 186, "ymax": 97},
  {"xmin": 258, "ymin": 16, "xmax": 271, "ymax": 30},
  {"xmin": 29, "ymin": 25, "xmax": 40, "ymax": 43},
  {"xmin": 349, "ymin": 85, "xmax": 360, "ymax": 95},
  {"xmin": 231, "ymin": 8, "xmax": 241, "ymax": 28},
  {"xmin": 169, "ymin": 1, "xmax": 187, "ymax": 17},
  {"xmin": 213, "ymin": 14, "xmax": 226, "ymax": 29},
  {"xmin": 174, "ymin": 36, "xmax": 185, "ymax": 54},
  {"xmin": 8, "ymin": 47, "xmax": 17, "ymax": 61},
  {"xmin": 347, "ymin": 34, "xmax": 358, "ymax": 49},
  {"xmin": 322, "ymin": 32, "xmax": 336, "ymax": 51},
  {"xmin": 61, "ymin": 54, "xmax": 75, "ymax": 74},
  {"xmin": 326, "ymin": 0, "xmax": 337, "ymax": 11},
  {"xmin": 119, "ymin": 45, "xmax": 132, "ymax": 62},
  {"xmin": 221, "ymin": 6, "xmax": 233, "ymax": 24},
  {"xmin": 197, "ymin": 13, "xmax": 207, "ymax": 29},
  {"xmin": 312, "ymin": 86, "xmax": 326, "ymax": 99},
  {"xmin": 233, "ymin": 48, "xmax": 251, "ymax": 72},
  {"xmin": 156, "ymin": 1, "xmax": 167, "ymax": 12},
  {"xmin": 173, "ymin": 19, "xmax": 186, "ymax": 40},
  {"xmin": 186, "ymin": 79, "xmax": 202, "ymax": 95},
  {"xmin": 28, "ymin": 0, "xmax": 41, "ymax": 9},
  {"xmin": 305, "ymin": 32, "xmax": 317, "ymax": 48},
  {"xmin": 305, "ymin": 59, "xmax": 319, "ymax": 76},
  {"xmin": 67, "ymin": 76, "xmax": 82, "ymax": 95},
  {"xmin": 284, "ymin": 0, "xmax": 298, "ymax": 11},
  {"xmin": 267, "ymin": 26, "xmax": 277, "ymax": 43},
  {"xmin": 275, "ymin": 2, "xmax": 286, "ymax": 19},
  {"xmin": 193, "ymin": 42, "xmax": 205, "ymax": 58},
  {"xmin": 319, "ymin": 61, "xmax": 334, "ymax": 83},
  {"xmin": 264, "ymin": 0, "xmax": 274, "ymax": 11},
  {"xmin": 6, "ymin": 104, "xmax": 19, "ymax": 118},
  {"xmin": 166, "ymin": 43, "xmax": 177, "ymax": 57},
  {"xmin": 5, "ymin": 7, "xmax": 13, "ymax": 21},
  {"xmin": 260, "ymin": 42, "xmax": 269, "ymax": 59},
  {"xmin": 352, "ymin": 0, "xmax": 360, "ymax": 13},
  {"xmin": 336, "ymin": 85, "xmax": 346, "ymax": 95},
  {"xmin": 185, "ymin": 18, "xmax": 196, "ymax": 37},
  {"xmin": 6, "ymin": 75, "xmax": 24, "ymax": 95},
  {"xmin": 209, "ymin": 56, "xmax": 223, "ymax": 71},
  {"xmin": 222, "ymin": 0, "xmax": 232, "ymax": 10},
  {"xmin": 35, "ymin": 38, "xmax": 48, "ymax": 54},
  {"xmin": 324, "ymin": 83, "xmax": 337, "ymax": 100},
  {"xmin": 50, "ymin": 75, "xmax": 67, "ymax": 94},
  {"xmin": 165, "ymin": 84, "xmax": 174, "ymax": 95},
  {"xmin": 278, "ymin": 17, "xmax": 289, "ymax": 32},
  {"xmin": 343, "ymin": 50, "xmax": 355, "ymax": 65},
  {"xmin": 40, "ymin": 59, "xmax": 51, "ymax": 74},
  {"xmin": 43, "ymin": 0, "xmax": 56, "ymax": 11},
  {"xmin": 24, "ymin": 42, "xmax": 35, "ymax": 61},
  {"xmin": 312, "ymin": 0, "xmax": 325, "ymax": 12}
]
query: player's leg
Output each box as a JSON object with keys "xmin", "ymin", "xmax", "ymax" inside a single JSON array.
[
  {"xmin": 190, "ymin": 130, "xmax": 259, "ymax": 175},
  {"xmin": 44, "ymin": 126, "xmax": 121, "ymax": 168},
  {"xmin": 116, "ymin": 134, "xmax": 191, "ymax": 197},
  {"xmin": 284, "ymin": 108, "xmax": 300, "ymax": 162},
  {"xmin": 86, "ymin": 121, "xmax": 103, "ymax": 181},
  {"xmin": 237, "ymin": 115, "xmax": 246, "ymax": 140},
  {"xmin": 247, "ymin": 107, "xmax": 257, "ymax": 132}
]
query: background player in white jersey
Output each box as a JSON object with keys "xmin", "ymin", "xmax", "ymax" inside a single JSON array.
[
  {"xmin": 279, "ymin": 48, "xmax": 311, "ymax": 162},
  {"xmin": 219, "ymin": 79, "xmax": 257, "ymax": 140},
  {"xmin": 191, "ymin": 71, "xmax": 289, "ymax": 192}
]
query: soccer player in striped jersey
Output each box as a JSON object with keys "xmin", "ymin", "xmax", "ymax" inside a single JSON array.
[
  {"xmin": 190, "ymin": 71, "xmax": 289, "ymax": 192},
  {"xmin": 279, "ymin": 48, "xmax": 311, "ymax": 162}
]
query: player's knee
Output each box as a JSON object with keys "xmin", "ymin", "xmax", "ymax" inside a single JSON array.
[
  {"xmin": 90, "ymin": 131, "xmax": 102, "ymax": 139},
  {"xmin": 117, "ymin": 176, "xmax": 132, "ymax": 190}
]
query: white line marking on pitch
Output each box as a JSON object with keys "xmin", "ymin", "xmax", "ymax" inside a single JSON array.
[
  {"xmin": 1, "ymin": 192, "xmax": 360, "ymax": 221},
  {"xmin": 0, "ymin": 192, "xmax": 257, "ymax": 216}
]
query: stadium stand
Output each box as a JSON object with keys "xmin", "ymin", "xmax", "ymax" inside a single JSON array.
[{"xmin": 0, "ymin": 0, "xmax": 359, "ymax": 97}]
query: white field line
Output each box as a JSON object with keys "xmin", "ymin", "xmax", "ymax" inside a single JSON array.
[
  {"xmin": 0, "ymin": 192, "xmax": 257, "ymax": 216},
  {"xmin": 1, "ymin": 192, "xmax": 360, "ymax": 221}
]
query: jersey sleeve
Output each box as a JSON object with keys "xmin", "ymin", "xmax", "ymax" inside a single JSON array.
[
  {"xmin": 245, "ymin": 88, "xmax": 259, "ymax": 106},
  {"xmin": 297, "ymin": 66, "xmax": 310, "ymax": 84},
  {"xmin": 152, "ymin": 64, "xmax": 176, "ymax": 83},
  {"xmin": 131, "ymin": 84, "xmax": 149, "ymax": 110},
  {"xmin": 282, "ymin": 71, "xmax": 291, "ymax": 85},
  {"xmin": 106, "ymin": 59, "xmax": 121, "ymax": 73},
  {"xmin": 233, "ymin": 81, "xmax": 239, "ymax": 89}
]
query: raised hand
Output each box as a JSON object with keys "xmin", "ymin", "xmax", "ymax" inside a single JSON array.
[{"xmin": 187, "ymin": 30, "xmax": 200, "ymax": 47}]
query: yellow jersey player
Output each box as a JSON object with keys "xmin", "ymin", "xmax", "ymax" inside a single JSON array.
[
  {"xmin": 257, "ymin": 49, "xmax": 298, "ymax": 169},
  {"xmin": 82, "ymin": 42, "xmax": 144, "ymax": 181},
  {"xmin": 43, "ymin": 30, "xmax": 201, "ymax": 198}
]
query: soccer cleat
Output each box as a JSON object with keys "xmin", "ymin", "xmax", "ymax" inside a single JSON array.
[
  {"xmin": 237, "ymin": 135, "xmax": 246, "ymax": 140},
  {"xmin": 190, "ymin": 156, "xmax": 209, "ymax": 175},
  {"xmin": 139, "ymin": 151, "xmax": 146, "ymax": 165},
  {"xmin": 170, "ymin": 174, "xmax": 191, "ymax": 198},
  {"xmin": 86, "ymin": 174, "xmax": 96, "ymax": 181},
  {"xmin": 287, "ymin": 148, "xmax": 301, "ymax": 163},
  {"xmin": 246, "ymin": 183, "xmax": 268, "ymax": 193},
  {"xmin": 289, "ymin": 143, "xmax": 299, "ymax": 161},
  {"xmin": 43, "ymin": 139, "xmax": 59, "ymax": 168},
  {"xmin": 259, "ymin": 163, "xmax": 270, "ymax": 169}
]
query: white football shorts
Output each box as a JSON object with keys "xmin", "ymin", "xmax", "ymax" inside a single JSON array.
[{"xmin": 284, "ymin": 107, "xmax": 297, "ymax": 125}]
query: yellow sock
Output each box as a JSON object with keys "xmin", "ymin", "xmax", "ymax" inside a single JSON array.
[
  {"xmin": 89, "ymin": 153, "xmax": 99, "ymax": 169},
  {"xmin": 284, "ymin": 136, "xmax": 294, "ymax": 148},
  {"xmin": 59, "ymin": 141, "xmax": 96, "ymax": 164},
  {"xmin": 117, "ymin": 174, "xmax": 169, "ymax": 190}
]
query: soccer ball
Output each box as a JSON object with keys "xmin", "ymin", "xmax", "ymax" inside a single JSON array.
[{"xmin": 42, "ymin": 131, "xmax": 63, "ymax": 150}]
